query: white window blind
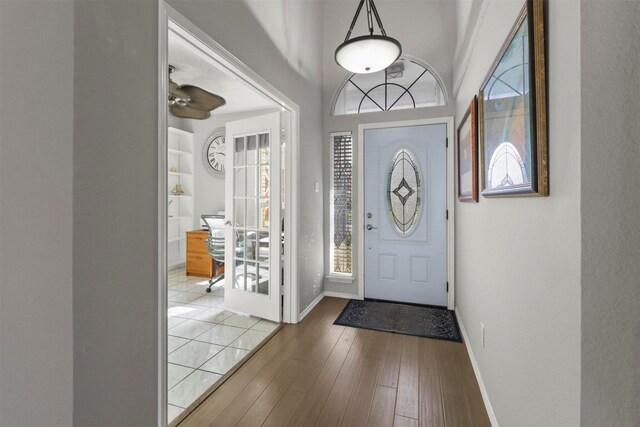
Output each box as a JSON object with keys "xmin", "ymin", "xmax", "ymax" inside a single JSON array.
[{"xmin": 330, "ymin": 132, "xmax": 353, "ymax": 275}]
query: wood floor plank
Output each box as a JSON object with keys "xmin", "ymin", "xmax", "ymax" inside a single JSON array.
[
  {"xmin": 178, "ymin": 298, "xmax": 489, "ymax": 427},
  {"xmin": 262, "ymin": 389, "xmax": 306, "ymax": 427},
  {"xmin": 437, "ymin": 341, "xmax": 471, "ymax": 427},
  {"xmin": 364, "ymin": 330, "xmax": 389, "ymax": 360},
  {"xmin": 180, "ymin": 298, "xmax": 338, "ymax": 426},
  {"xmin": 453, "ymin": 343, "xmax": 491, "ymax": 427},
  {"xmin": 394, "ymin": 415, "xmax": 419, "ymax": 427},
  {"xmin": 340, "ymin": 357, "xmax": 382, "ymax": 427},
  {"xmin": 418, "ymin": 339, "xmax": 444, "ymax": 427},
  {"xmin": 205, "ymin": 349, "xmax": 296, "ymax": 426},
  {"xmin": 180, "ymin": 325, "xmax": 296, "ymax": 426},
  {"xmin": 313, "ymin": 329, "xmax": 372, "ymax": 427},
  {"xmin": 288, "ymin": 327, "xmax": 359, "ymax": 427},
  {"xmin": 395, "ymin": 335, "xmax": 420, "ymax": 419},
  {"xmin": 289, "ymin": 325, "xmax": 345, "ymax": 391},
  {"xmin": 202, "ymin": 310, "xmax": 335, "ymax": 427},
  {"xmin": 377, "ymin": 332, "xmax": 403, "ymax": 388},
  {"xmin": 367, "ymin": 385, "xmax": 397, "ymax": 427},
  {"xmin": 235, "ymin": 359, "xmax": 304, "ymax": 427}
]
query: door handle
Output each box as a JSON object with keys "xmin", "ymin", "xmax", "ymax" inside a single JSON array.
[
  {"xmin": 366, "ymin": 224, "xmax": 377, "ymax": 231},
  {"xmin": 224, "ymin": 220, "xmax": 232, "ymax": 226}
]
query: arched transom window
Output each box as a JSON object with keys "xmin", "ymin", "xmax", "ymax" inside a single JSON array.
[{"xmin": 333, "ymin": 58, "xmax": 445, "ymax": 116}]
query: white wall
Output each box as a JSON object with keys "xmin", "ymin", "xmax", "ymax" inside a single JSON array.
[
  {"xmin": 166, "ymin": 0, "xmax": 325, "ymax": 313},
  {"xmin": 0, "ymin": 1, "xmax": 74, "ymax": 425},
  {"xmin": 73, "ymin": 0, "xmax": 159, "ymax": 424},
  {"xmin": 452, "ymin": 0, "xmax": 487, "ymax": 97},
  {"xmin": 453, "ymin": 0, "xmax": 581, "ymax": 425},
  {"xmin": 581, "ymin": 1, "xmax": 640, "ymax": 425}
]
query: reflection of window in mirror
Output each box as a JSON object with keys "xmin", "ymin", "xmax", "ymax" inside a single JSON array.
[
  {"xmin": 486, "ymin": 20, "xmax": 529, "ymax": 101},
  {"xmin": 487, "ymin": 142, "xmax": 527, "ymax": 188}
]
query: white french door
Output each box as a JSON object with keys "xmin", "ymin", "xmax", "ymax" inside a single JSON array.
[
  {"xmin": 224, "ymin": 111, "xmax": 281, "ymax": 322},
  {"xmin": 364, "ymin": 124, "xmax": 448, "ymax": 306}
]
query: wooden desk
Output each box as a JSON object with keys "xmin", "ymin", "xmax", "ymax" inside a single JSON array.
[{"xmin": 186, "ymin": 230, "xmax": 214, "ymax": 277}]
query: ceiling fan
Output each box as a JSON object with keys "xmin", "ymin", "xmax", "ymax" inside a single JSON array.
[{"xmin": 168, "ymin": 65, "xmax": 226, "ymax": 120}]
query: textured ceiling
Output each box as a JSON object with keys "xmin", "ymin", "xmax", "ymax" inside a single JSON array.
[{"xmin": 168, "ymin": 30, "xmax": 274, "ymax": 114}]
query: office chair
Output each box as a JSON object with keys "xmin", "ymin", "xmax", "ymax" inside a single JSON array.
[
  {"xmin": 203, "ymin": 214, "xmax": 265, "ymax": 294},
  {"xmin": 202, "ymin": 215, "xmax": 226, "ymax": 293}
]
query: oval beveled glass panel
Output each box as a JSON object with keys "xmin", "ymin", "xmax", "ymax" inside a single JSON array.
[{"xmin": 387, "ymin": 149, "xmax": 421, "ymax": 235}]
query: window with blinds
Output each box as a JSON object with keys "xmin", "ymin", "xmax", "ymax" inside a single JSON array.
[{"xmin": 330, "ymin": 132, "xmax": 353, "ymax": 275}]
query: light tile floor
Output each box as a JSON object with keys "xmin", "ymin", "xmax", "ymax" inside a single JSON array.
[{"xmin": 167, "ymin": 268, "xmax": 279, "ymax": 424}]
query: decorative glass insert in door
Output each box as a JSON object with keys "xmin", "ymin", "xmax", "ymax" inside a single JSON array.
[
  {"xmin": 387, "ymin": 149, "xmax": 421, "ymax": 235},
  {"xmin": 232, "ymin": 132, "xmax": 270, "ymax": 295}
]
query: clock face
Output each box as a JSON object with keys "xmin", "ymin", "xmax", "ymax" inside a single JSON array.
[{"xmin": 203, "ymin": 131, "xmax": 226, "ymax": 177}]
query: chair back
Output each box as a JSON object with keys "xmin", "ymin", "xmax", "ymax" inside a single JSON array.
[{"xmin": 202, "ymin": 215, "xmax": 225, "ymax": 262}]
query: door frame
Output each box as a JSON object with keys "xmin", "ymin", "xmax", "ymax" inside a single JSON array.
[
  {"xmin": 357, "ymin": 117, "xmax": 455, "ymax": 309},
  {"xmin": 158, "ymin": 3, "xmax": 300, "ymax": 425}
]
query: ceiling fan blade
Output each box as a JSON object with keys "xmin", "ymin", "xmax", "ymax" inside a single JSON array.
[
  {"xmin": 169, "ymin": 104, "xmax": 211, "ymax": 120},
  {"xmin": 178, "ymin": 85, "xmax": 226, "ymax": 112},
  {"xmin": 168, "ymin": 79, "xmax": 192, "ymax": 101}
]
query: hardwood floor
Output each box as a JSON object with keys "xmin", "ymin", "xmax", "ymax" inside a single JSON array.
[{"xmin": 179, "ymin": 297, "xmax": 490, "ymax": 427}]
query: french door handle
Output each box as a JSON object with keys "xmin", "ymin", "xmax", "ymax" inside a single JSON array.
[{"xmin": 366, "ymin": 224, "xmax": 377, "ymax": 231}]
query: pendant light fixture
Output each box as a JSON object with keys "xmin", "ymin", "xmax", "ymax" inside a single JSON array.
[{"xmin": 335, "ymin": 0, "xmax": 402, "ymax": 74}]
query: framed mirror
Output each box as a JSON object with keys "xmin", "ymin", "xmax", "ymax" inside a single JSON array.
[{"xmin": 479, "ymin": 0, "xmax": 548, "ymax": 197}]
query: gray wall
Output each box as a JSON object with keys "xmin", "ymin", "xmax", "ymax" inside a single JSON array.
[
  {"xmin": 0, "ymin": 1, "xmax": 74, "ymax": 425},
  {"xmin": 73, "ymin": 0, "xmax": 159, "ymax": 424},
  {"xmin": 453, "ymin": 0, "xmax": 581, "ymax": 425},
  {"xmin": 166, "ymin": 0, "xmax": 325, "ymax": 314},
  {"xmin": 581, "ymin": 1, "xmax": 640, "ymax": 425}
]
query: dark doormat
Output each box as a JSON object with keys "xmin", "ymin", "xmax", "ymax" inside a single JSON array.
[{"xmin": 334, "ymin": 299, "xmax": 462, "ymax": 342}]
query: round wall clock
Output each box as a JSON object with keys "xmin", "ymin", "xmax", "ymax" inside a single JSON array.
[{"xmin": 202, "ymin": 128, "xmax": 226, "ymax": 177}]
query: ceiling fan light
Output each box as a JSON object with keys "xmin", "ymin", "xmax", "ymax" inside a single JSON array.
[{"xmin": 335, "ymin": 35, "xmax": 401, "ymax": 74}]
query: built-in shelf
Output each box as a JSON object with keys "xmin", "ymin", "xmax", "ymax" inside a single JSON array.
[
  {"xmin": 167, "ymin": 126, "xmax": 195, "ymax": 269},
  {"xmin": 168, "ymin": 127, "xmax": 193, "ymax": 137},
  {"xmin": 168, "ymin": 148, "xmax": 191, "ymax": 156}
]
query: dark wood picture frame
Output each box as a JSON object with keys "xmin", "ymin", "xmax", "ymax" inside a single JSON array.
[
  {"xmin": 479, "ymin": 0, "xmax": 548, "ymax": 197},
  {"xmin": 457, "ymin": 96, "xmax": 478, "ymax": 202}
]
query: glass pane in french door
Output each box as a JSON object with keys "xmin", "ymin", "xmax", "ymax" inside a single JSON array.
[
  {"xmin": 233, "ymin": 230, "xmax": 246, "ymax": 291},
  {"xmin": 233, "ymin": 132, "xmax": 270, "ymax": 296}
]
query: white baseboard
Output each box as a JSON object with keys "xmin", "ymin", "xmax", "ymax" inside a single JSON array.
[
  {"xmin": 324, "ymin": 291, "xmax": 357, "ymax": 299},
  {"xmin": 168, "ymin": 261, "xmax": 186, "ymax": 271},
  {"xmin": 298, "ymin": 292, "xmax": 325, "ymax": 322},
  {"xmin": 455, "ymin": 310, "xmax": 499, "ymax": 427}
]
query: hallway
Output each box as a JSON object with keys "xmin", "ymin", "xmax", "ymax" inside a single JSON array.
[{"xmin": 179, "ymin": 297, "xmax": 490, "ymax": 426}]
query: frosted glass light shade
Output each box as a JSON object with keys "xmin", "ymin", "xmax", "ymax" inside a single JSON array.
[{"xmin": 335, "ymin": 35, "xmax": 402, "ymax": 74}]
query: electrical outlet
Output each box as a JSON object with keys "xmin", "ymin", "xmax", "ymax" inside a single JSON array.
[{"xmin": 481, "ymin": 322, "xmax": 485, "ymax": 348}]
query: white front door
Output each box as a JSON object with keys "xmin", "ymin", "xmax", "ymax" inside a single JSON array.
[
  {"xmin": 364, "ymin": 124, "xmax": 448, "ymax": 306},
  {"xmin": 225, "ymin": 111, "xmax": 281, "ymax": 322}
]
